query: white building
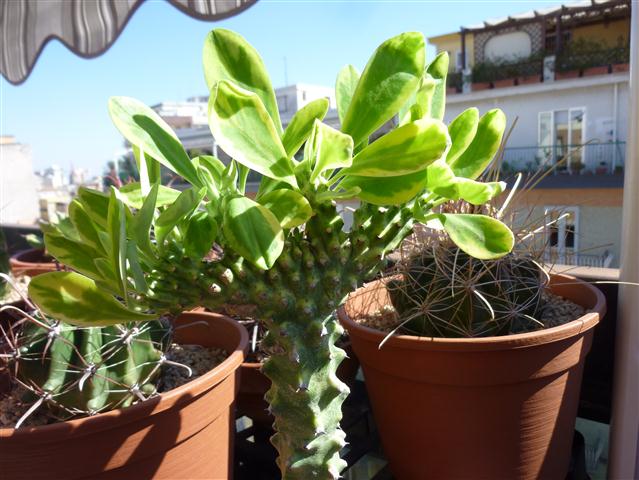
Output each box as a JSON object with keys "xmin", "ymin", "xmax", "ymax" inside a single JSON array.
[{"xmin": 0, "ymin": 136, "xmax": 40, "ymax": 226}]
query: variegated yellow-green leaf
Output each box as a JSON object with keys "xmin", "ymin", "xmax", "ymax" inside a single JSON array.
[
  {"xmin": 306, "ymin": 120, "xmax": 353, "ymax": 182},
  {"xmin": 258, "ymin": 189, "xmax": 313, "ymax": 229},
  {"xmin": 132, "ymin": 184, "xmax": 159, "ymax": 259},
  {"xmin": 184, "ymin": 211, "xmax": 218, "ymax": 259},
  {"xmin": 118, "ymin": 183, "xmax": 181, "ymax": 210},
  {"xmin": 335, "ymin": 65, "xmax": 360, "ymax": 124},
  {"xmin": 203, "ymin": 28, "xmax": 282, "ymax": 133},
  {"xmin": 208, "ymin": 81, "xmax": 297, "ymax": 188},
  {"xmin": 68, "ymin": 200, "xmax": 104, "ymax": 254},
  {"xmin": 342, "ymin": 32, "xmax": 425, "ymax": 146},
  {"xmin": 341, "ymin": 170, "xmax": 429, "ymax": 206},
  {"xmin": 281, "ymin": 98, "xmax": 329, "ymax": 157},
  {"xmin": 435, "ymin": 178, "xmax": 506, "ymax": 205},
  {"xmin": 223, "ymin": 196, "xmax": 284, "ymax": 270},
  {"xmin": 107, "ymin": 188, "xmax": 128, "ymax": 297},
  {"xmin": 155, "ymin": 188, "xmax": 206, "ymax": 247},
  {"xmin": 449, "ymin": 109, "xmax": 506, "ymax": 180},
  {"xmin": 108, "ymin": 97, "xmax": 201, "ymax": 188},
  {"xmin": 398, "ymin": 75, "xmax": 436, "ymax": 125},
  {"xmin": 29, "ymin": 272, "xmax": 156, "ymax": 327},
  {"xmin": 439, "ymin": 213, "xmax": 513, "ymax": 260},
  {"xmin": 78, "ymin": 187, "xmax": 110, "ymax": 228},
  {"xmin": 344, "ymin": 118, "xmax": 449, "ymax": 177},
  {"xmin": 447, "ymin": 108, "xmax": 479, "ymax": 164},
  {"xmin": 43, "ymin": 233, "xmax": 103, "ymax": 282},
  {"xmin": 133, "ymin": 145, "xmax": 160, "ymax": 189},
  {"xmin": 426, "ymin": 51, "xmax": 449, "ymax": 121}
]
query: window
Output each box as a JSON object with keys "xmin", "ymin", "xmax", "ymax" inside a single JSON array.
[
  {"xmin": 277, "ymin": 95, "xmax": 288, "ymax": 113},
  {"xmin": 544, "ymin": 206, "xmax": 579, "ymax": 264},
  {"xmin": 538, "ymin": 108, "xmax": 586, "ymax": 172}
]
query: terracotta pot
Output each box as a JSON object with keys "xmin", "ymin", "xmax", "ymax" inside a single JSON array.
[
  {"xmin": 339, "ymin": 274, "xmax": 605, "ymax": 480},
  {"xmin": 471, "ymin": 81, "xmax": 491, "ymax": 91},
  {"xmin": 583, "ymin": 65, "xmax": 610, "ymax": 77},
  {"xmin": 519, "ymin": 74, "xmax": 541, "ymax": 85},
  {"xmin": 613, "ymin": 63, "xmax": 629, "ymax": 73},
  {"xmin": 556, "ymin": 70, "xmax": 580, "ymax": 80},
  {"xmin": 446, "ymin": 87, "xmax": 459, "ymax": 95},
  {"xmin": 0, "ymin": 311, "xmax": 248, "ymax": 479},
  {"xmin": 237, "ymin": 342, "xmax": 360, "ymax": 426},
  {"xmin": 9, "ymin": 248, "xmax": 59, "ymax": 277},
  {"xmin": 493, "ymin": 78, "xmax": 516, "ymax": 88}
]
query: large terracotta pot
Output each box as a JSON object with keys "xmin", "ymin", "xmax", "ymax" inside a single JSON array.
[
  {"xmin": 9, "ymin": 248, "xmax": 59, "ymax": 277},
  {"xmin": 0, "ymin": 311, "xmax": 248, "ymax": 479},
  {"xmin": 339, "ymin": 274, "xmax": 605, "ymax": 480}
]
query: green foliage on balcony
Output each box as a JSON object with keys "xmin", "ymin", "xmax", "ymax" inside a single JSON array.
[
  {"xmin": 556, "ymin": 37, "xmax": 629, "ymax": 73},
  {"xmin": 471, "ymin": 52, "xmax": 543, "ymax": 84}
]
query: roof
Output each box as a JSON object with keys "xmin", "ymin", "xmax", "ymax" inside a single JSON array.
[{"xmin": 428, "ymin": 0, "xmax": 630, "ymax": 39}]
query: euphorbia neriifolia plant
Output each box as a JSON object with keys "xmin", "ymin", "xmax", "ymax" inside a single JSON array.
[{"xmin": 28, "ymin": 29, "xmax": 514, "ymax": 478}]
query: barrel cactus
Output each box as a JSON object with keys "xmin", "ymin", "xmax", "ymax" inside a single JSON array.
[
  {"xmin": 4, "ymin": 311, "xmax": 168, "ymax": 423},
  {"xmin": 388, "ymin": 245, "xmax": 547, "ymax": 337},
  {"xmin": 28, "ymin": 29, "xmax": 514, "ymax": 478}
]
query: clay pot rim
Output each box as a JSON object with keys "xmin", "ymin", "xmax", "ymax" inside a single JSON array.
[
  {"xmin": 338, "ymin": 273, "xmax": 605, "ymax": 352},
  {"xmin": 0, "ymin": 311, "xmax": 248, "ymax": 438},
  {"xmin": 10, "ymin": 248, "xmax": 54, "ymax": 265}
]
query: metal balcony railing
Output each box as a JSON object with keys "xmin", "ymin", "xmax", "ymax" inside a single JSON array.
[
  {"xmin": 544, "ymin": 251, "xmax": 614, "ymax": 268},
  {"xmin": 501, "ymin": 142, "xmax": 626, "ymax": 175}
]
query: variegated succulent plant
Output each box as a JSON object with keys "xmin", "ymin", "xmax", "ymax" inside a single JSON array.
[{"xmin": 26, "ymin": 29, "xmax": 514, "ymax": 478}]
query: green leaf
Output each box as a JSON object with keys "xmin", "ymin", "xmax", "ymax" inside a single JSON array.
[
  {"xmin": 132, "ymin": 184, "xmax": 159, "ymax": 259},
  {"xmin": 223, "ymin": 196, "xmax": 284, "ymax": 270},
  {"xmin": 449, "ymin": 109, "xmax": 506, "ymax": 180},
  {"xmin": 344, "ymin": 118, "xmax": 449, "ymax": 177},
  {"xmin": 155, "ymin": 188, "xmax": 206, "ymax": 247},
  {"xmin": 439, "ymin": 213, "xmax": 514, "ymax": 260},
  {"xmin": 335, "ymin": 65, "xmax": 360, "ymax": 124},
  {"xmin": 29, "ymin": 272, "xmax": 156, "ymax": 327},
  {"xmin": 183, "ymin": 212, "xmax": 218, "ymax": 259},
  {"xmin": 133, "ymin": 145, "xmax": 160, "ymax": 190},
  {"xmin": 68, "ymin": 200, "xmax": 104, "ymax": 254},
  {"xmin": 340, "ymin": 170, "xmax": 430, "ymax": 206},
  {"xmin": 426, "ymin": 51, "xmax": 449, "ymax": 121},
  {"xmin": 281, "ymin": 98, "xmax": 329, "ymax": 157},
  {"xmin": 306, "ymin": 120, "xmax": 353, "ymax": 182},
  {"xmin": 44, "ymin": 233, "xmax": 103, "ymax": 281},
  {"xmin": 108, "ymin": 96, "xmax": 201, "ymax": 188},
  {"xmin": 126, "ymin": 241, "xmax": 147, "ymax": 293},
  {"xmin": 399, "ymin": 76, "xmax": 436, "ymax": 125},
  {"xmin": 203, "ymin": 28, "xmax": 282, "ymax": 133},
  {"xmin": 258, "ymin": 189, "xmax": 313, "ymax": 229},
  {"xmin": 447, "ymin": 108, "xmax": 479, "ymax": 164},
  {"xmin": 342, "ymin": 32, "xmax": 425, "ymax": 146},
  {"xmin": 118, "ymin": 183, "xmax": 181, "ymax": 210},
  {"xmin": 54, "ymin": 217, "xmax": 81, "ymax": 242},
  {"xmin": 208, "ymin": 81, "xmax": 297, "ymax": 188},
  {"xmin": 78, "ymin": 188, "xmax": 110, "ymax": 228},
  {"xmin": 435, "ymin": 178, "xmax": 506, "ymax": 205},
  {"xmin": 195, "ymin": 155, "xmax": 226, "ymax": 185},
  {"xmin": 107, "ymin": 188, "xmax": 128, "ymax": 297}
]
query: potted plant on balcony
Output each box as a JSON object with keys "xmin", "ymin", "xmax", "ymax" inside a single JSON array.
[
  {"xmin": 11, "ymin": 29, "xmax": 515, "ymax": 478},
  {"xmin": 1, "ymin": 195, "xmax": 248, "ymax": 478},
  {"xmin": 340, "ymin": 190, "xmax": 606, "ymax": 479}
]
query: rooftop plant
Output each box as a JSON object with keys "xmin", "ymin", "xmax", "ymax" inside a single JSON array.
[{"xmin": 25, "ymin": 29, "xmax": 513, "ymax": 478}]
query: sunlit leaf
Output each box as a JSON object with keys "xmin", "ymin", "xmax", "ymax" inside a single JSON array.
[
  {"xmin": 306, "ymin": 120, "xmax": 353, "ymax": 182},
  {"xmin": 258, "ymin": 189, "xmax": 313, "ymax": 229},
  {"xmin": 439, "ymin": 213, "xmax": 513, "ymax": 260},
  {"xmin": 447, "ymin": 108, "xmax": 479, "ymax": 164},
  {"xmin": 281, "ymin": 98, "xmax": 329, "ymax": 157},
  {"xmin": 335, "ymin": 65, "xmax": 360, "ymax": 124}
]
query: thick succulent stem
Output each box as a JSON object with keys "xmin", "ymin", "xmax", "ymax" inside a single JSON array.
[{"xmin": 142, "ymin": 201, "xmax": 416, "ymax": 478}]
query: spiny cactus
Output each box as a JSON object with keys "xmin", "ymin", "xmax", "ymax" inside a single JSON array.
[
  {"xmin": 29, "ymin": 29, "xmax": 514, "ymax": 479},
  {"xmin": 1, "ymin": 300, "xmax": 171, "ymax": 425},
  {"xmin": 388, "ymin": 245, "xmax": 547, "ymax": 337}
]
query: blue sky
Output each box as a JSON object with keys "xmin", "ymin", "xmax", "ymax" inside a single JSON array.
[{"xmin": 1, "ymin": 0, "xmax": 558, "ymax": 175}]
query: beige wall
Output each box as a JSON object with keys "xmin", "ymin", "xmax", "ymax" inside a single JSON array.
[
  {"xmin": 571, "ymin": 19, "xmax": 630, "ymax": 46},
  {"xmin": 428, "ymin": 32, "xmax": 475, "ymax": 70}
]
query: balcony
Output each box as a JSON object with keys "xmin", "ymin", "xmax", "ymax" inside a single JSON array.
[{"xmin": 501, "ymin": 142, "xmax": 626, "ymax": 176}]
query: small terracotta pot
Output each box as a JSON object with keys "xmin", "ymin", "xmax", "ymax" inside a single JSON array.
[
  {"xmin": 0, "ymin": 311, "xmax": 248, "ymax": 479},
  {"xmin": 519, "ymin": 74, "xmax": 541, "ymax": 85},
  {"xmin": 493, "ymin": 78, "xmax": 516, "ymax": 88},
  {"xmin": 583, "ymin": 65, "xmax": 610, "ymax": 76},
  {"xmin": 613, "ymin": 63, "xmax": 629, "ymax": 73},
  {"xmin": 339, "ymin": 274, "xmax": 605, "ymax": 480},
  {"xmin": 556, "ymin": 70, "xmax": 580, "ymax": 80},
  {"xmin": 9, "ymin": 249, "xmax": 59, "ymax": 277},
  {"xmin": 237, "ymin": 342, "xmax": 360, "ymax": 426},
  {"xmin": 472, "ymin": 81, "xmax": 491, "ymax": 91}
]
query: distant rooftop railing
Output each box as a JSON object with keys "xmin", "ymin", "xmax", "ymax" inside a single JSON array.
[
  {"xmin": 501, "ymin": 142, "xmax": 626, "ymax": 175},
  {"xmin": 544, "ymin": 251, "xmax": 614, "ymax": 269}
]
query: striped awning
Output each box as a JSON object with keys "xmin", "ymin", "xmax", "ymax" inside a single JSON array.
[{"xmin": 0, "ymin": 0, "xmax": 257, "ymax": 85}]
